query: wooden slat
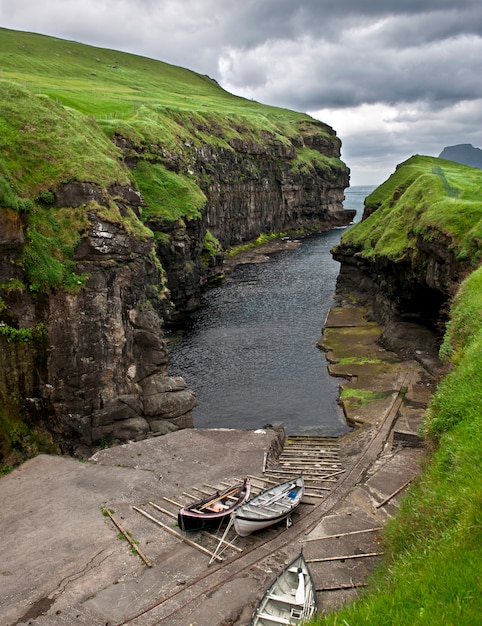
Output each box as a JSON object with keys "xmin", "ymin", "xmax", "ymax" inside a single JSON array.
[
  {"xmin": 316, "ymin": 583, "xmax": 368, "ymax": 592},
  {"xmin": 307, "ymin": 552, "xmax": 383, "ymax": 563},
  {"xmin": 163, "ymin": 496, "xmax": 182, "ymax": 507},
  {"xmin": 132, "ymin": 506, "xmax": 223, "ymax": 562},
  {"xmin": 302, "ymin": 527, "xmax": 383, "ymax": 542},
  {"xmin": 107, "ymin": 511, "xmax": 152, "ymax": 568},
  {"xmin": 148, "ymin": 502, "xmax": 243, "ymax": 553}
]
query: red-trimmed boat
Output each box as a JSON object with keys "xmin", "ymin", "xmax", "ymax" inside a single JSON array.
[{"xmin": 178, "ymin": 478, "xmax": 251, "ymax": 532}]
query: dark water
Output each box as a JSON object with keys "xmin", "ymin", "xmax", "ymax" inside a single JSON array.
[{"xmin": 168, "ymin": 186, "xmax": 375, "ymax": 435}]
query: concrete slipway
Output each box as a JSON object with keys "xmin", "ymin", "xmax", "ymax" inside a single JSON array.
[{"xmin": 0, "ymin": 306, "xmax": 441, "ymax": 626}]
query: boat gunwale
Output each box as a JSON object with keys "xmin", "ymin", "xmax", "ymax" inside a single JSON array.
[
  {"xmin": 250, "ymin": 552, "xmax": 316, "ymax": 626},
  {"xmin": 235, "ymin": 476, "xmax": 304, "ymax": 522},
  {"xmin": 179, "ymin": 478, "xmax": 251, "ymax": 521}
]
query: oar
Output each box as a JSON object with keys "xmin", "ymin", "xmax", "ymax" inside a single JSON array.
[
  {"xmin": 263, "ymin": 482, "xmax": 297, "ymax": 506},
  {"xmin": 295, "ymin": 567, "xmax": 305, "ymax": 605},
  {"xmin": 208, "ymin": 512, "xmax": 236, "ymax": 566},
  {"xmin": 198, "ymin": 483, "xmax": 243, "ymax": 511}
]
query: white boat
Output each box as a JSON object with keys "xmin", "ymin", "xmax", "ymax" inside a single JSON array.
[
  {"xmin": 250, "ymin": 552, "xmax": 317, "ymax": 625},
  {"xmin": 234, "ymin": 476, "xmax": 304, "ymax": 537}
]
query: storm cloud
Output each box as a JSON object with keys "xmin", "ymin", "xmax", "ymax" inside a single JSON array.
[{"xmin": 2, "ymin": 0, "xmax": 482, "ymax": 184}]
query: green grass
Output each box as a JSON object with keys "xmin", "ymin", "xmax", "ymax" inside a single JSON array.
[
  {"xmin": 0, "ymin": 27, "xmax": 347, "ymax": 295},
  {"xmin": 336, "ymin": 155, "xmax": 482, "ymax": 267},
  {"xmin": 226, "ymin": 231, "xmax": 288, "ymax": 257},
  {"xmin": 0, "ymin": 27, "xmax": 329, "ymax": 133},
  {"xmin": 310, "ymin": 266, "xmax": 482, "ymax": 625},
  {"xmin": 132, "ymin": 162, "xmax": 206, "ymax": 222},
  {"xmin": 339, "ymin": 388, "xmax": 392, "ymax": 406}
]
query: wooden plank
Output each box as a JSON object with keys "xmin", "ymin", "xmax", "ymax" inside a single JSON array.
[
  {"xmin": 280, "ymin": 458, "xmax": 341, "ymax": 465},
  {"xmin": 191, "ymin": 486, "xmax": 213, "ymax": 496},
  {"xmin": 284, "ymin": 439, "xmax": 340, "ymax": 449},
  {"xmin": 301, "ymin": 527, "xmax": 383, "ymax": 542},
  {"xmin": 265, "ymin": 469, "xmax": 339, "ymax": 482},
  {"xmin": 307, "ymin": 552, "xmax": 383, "ymax": 563},
  {"xmin": 150, "ymin": 503, "xmax": 177, "ymax": 519},
  {"xmin": 280, "ymin": 450, "xmax": 340, "ymax": 457},
  {"xmin": 132, "ymin": 506, "xmax": 223, "ymax": 562},
  {"xmin": 107, "ymin": 511, "xmax": 152, "ymax": 568},
  {"xmin": 263, "ymin": 470, "xmax": 335, "ymax": 481},
  {"xmin": 148, "ymin": 502, "xmax": 243, "ymax": 553},
  {"xmin": 375, "ymin": 476, "xmax": 414, "ymax": 508},
  {"xmin": 318, "ymin": 469, "xmax": 346, "ymax": 479},
  {"xmin": 163, "ymin": 496, "xmax": 182, "ymax": 508},
  {"xmin": 316, "ymin": 583, "xmax": 368, "ymax": 592}
]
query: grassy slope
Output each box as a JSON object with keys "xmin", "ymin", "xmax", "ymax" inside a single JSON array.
[
  {"xmin": 335, "ymin": 155, "xmax": 482, "ymax": 267},
  {"xmin": 0, "ymin": 27, "xmax": 346, "ymax": 283},
  {"xmin": 0, "ymin": 27, "xmax": 339, "ymax": 167},
  {"xmin": 311, "ymin": 159, "xmax": 482, "ymax": 625}
]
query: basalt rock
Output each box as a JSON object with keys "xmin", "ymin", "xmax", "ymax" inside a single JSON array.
[
  {"xmin": 0, "ymin": 198, "xmax": 197, "ymax": 457},
  {"xmin": 140, "ymin": 123, "xmax": 353, "ymax": 318},
  {"xmin": 1, "ymin": 117, "xmax": 350, "ymax": 459},
  {"xmin": 332, "ymin": 190, "xmax": 469, "ymax": 359}
]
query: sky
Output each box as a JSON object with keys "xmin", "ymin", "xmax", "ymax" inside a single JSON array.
[{"xmin": 2, "ymin": 1, "xmax": 482, "ymax": 186}]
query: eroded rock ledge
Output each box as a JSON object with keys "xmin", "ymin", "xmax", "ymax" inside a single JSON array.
[{"xmin": 1, "ymin": 121, "xmax": 352, "ymax": 458}]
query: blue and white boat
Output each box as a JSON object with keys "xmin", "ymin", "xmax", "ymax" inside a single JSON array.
[{"xmin": 234, "ymin": 476, "xmax": 304, "ymax": 537}]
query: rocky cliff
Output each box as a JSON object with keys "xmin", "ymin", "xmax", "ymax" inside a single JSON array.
[
  {"xmin": 0, "ymin": 30, "xmax": 352, "ymax": 463},
  {"xmin": 439, "ymin": 144, "xmax": 482, "ymax": 169},
  {"xmin": 332, "ymin": 155, "xmax": 482, "ymax": 357}
]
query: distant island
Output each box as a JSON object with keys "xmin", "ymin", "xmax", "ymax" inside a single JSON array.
[{"xmin": 439, "ymin": 143, "xmax": 482, "ymax": 168}]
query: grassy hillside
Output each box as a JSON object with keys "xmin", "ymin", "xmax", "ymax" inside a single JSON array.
[
  {"xmin": 0, "ymin": 28, "xmax": 294, "ymax": 115},
  {"xmin": 336, "ymin": 155, "xmax": 482, "ymax": 267},
  {"xmin": 0, "ymin": 27, "xmax": 335, "ymax": 158},
  {"xmin": 0, "ymin": 27, "xmax": 345, "ymax": 288},
  {"xmin": 311, "ymin": 160, "xmax": 482, "ymax": 625}
]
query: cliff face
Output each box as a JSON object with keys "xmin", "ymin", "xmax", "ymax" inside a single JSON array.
[
  {"xmin": 332, "ymin": 156, "xmax": 482, "ymax": 357},
  {"xmin": 135, "ymin": 123, "xmax": 351, "ymax": 319},
  {"xmin": 0, "ymin": 48, "xmax": 351, "ymax": 461},
  {"xmin": 1, "ymin": 183, "xmax": 198, "ymax": 458},
  {"xmin": 438, "ymin": 144, "xmax": 482, "ymax": 169}
]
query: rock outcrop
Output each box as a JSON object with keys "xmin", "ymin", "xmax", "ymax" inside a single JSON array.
[
  {"xmin": 438, "ymin": 144, "xmax": 482, "ymax": 169},
  {"xmin": 1, "ymin": 190, "xmax": 198, "ymax": 457},
  {"xmin": 125, "ymin": 120, "xmax": 353, "ymax": 319},
  {"xmin": 331, "ymin": 155, "xmax": 481, "ymax": 359},
  {"xmin": 0, "ymin": 87, "xmax": 351, "ymax": 459}
]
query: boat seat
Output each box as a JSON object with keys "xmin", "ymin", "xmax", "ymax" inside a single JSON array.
[
  {"xmin": 255, "ymin": 611, "xmax": 291, "ymax": 624},
  {"xmin": 256, "ymin": 504, "xmax": 284, "ymax": 514},
  {"xmin": 241, "ymin": 506, "xmax": 274, "ymax": 518},
  {"xmin": 266, "ymin": 592, "xmax": 299, "ymax": 605}
]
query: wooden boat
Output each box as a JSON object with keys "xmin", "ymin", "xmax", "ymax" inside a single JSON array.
[
  {"xmin": 233, "ymin": 476, "xmax": 304, "ymax": 537},
  {"xmin": 250, "ymin": 552, "xmax": 316, "ymax": 625},
  {"xmin": 177, "ymin": 478, "xmax": 251, "ymax": 532}
]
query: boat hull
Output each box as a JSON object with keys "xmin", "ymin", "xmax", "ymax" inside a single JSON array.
[
  {"xmin": 178, "ymin": 479, "xmax": 250, "ymax": 532},
  {"xmin": 234, "ymin": 512, "xmax": 292, "ymax": 537},
  {"xmin": 250, "ymin": 552, "xmax": 316, "ymax": 625},
  {"xmin": 234, "ymin": 476, "xmax": 304, "ymax": 537}
]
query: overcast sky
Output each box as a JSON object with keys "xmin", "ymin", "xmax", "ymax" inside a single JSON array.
[{"xmin": 2, "ymin": 1, "xmax": 482, "ymax": 185}]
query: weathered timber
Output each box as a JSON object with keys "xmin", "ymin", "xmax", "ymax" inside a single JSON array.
[
  {"xmin": 107, "ymin": 511, "xmax": 152, "ymax": 568},
  {"xmin": 307, "ymin": 552, "xmax": 383, "ymax": 563},
  {"xmin": 132, "ymin": 506, "xmax": 223, "ymax": 562},
  {"xmin": 301, "ymin": 527, "xmax": 383, "ymax": 543}
]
